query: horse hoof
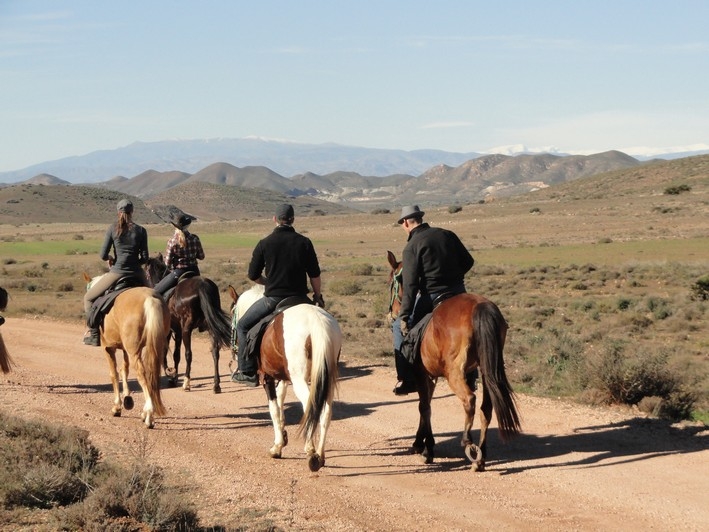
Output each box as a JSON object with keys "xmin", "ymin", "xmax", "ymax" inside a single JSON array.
[
  {"xmin": 166, "ymin": 367, "xmax": 177, "ymax": 378},
  {"xmin": 308, "ymin": 453, "xmax": 323, "ymax": 472},
  {"xmin": 269, "ymin": 446, "xmax": 282, "ymax": 459},
  {"xmin": 410, "ymin": 444, "xmax": 425, "ymax": 455},
  {"xmin": 465, "ymin": 444, "xmax": 484, "ymax": 471},
  {"xmin": 112, "ymin": 410, "xmax": 121, "ymax": 417},
  {"xmin": 123, "ymin": 396, "xmax": 134, "ymax": 410},
  {"xmin": 214, "ymin": 385, "xmax": 221, "ymax": 394},
  {"xmin": 168, "ymin": 378, "xmax": 178, "ymax": 388}
]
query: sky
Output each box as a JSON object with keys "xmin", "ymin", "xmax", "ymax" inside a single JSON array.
[{"xmin": 1, "ymin": 1, "xmax": 708, "ymax": 172}]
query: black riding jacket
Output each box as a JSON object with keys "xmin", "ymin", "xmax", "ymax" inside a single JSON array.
[
  {"xmin": 247, "ymin": 224, "xmax": 321, "ymax": 298},
  {"xmin": 399, "ymin": 223, "xmax": 474, "ymax": 322}
]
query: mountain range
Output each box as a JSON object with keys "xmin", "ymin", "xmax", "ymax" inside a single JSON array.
[{"xmin": 1, "ymin": 137, "xmax": 651, "ymax": 210}]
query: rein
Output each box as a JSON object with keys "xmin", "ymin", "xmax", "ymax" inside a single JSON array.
[{"xmin": 388, "ymin": 265, "xmax": 403, "ymax": 318}]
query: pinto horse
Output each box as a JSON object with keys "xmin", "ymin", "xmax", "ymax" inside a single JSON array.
[
  {"xmin": 387, "ymin": 250, "xmax": 521, "ymax": 471},
  {"xmin": 145, "ymin": 254, "xmax": 232, "ymax": 393},
  {"xmin": 0, "ymin": 287, "xmax": 13, "ymax": 374},
  {"xmin": 228, "ymin": 284, "xmax": 342, "ymax": 472},
  {"xmin": 83, "ymin": 273, "xmax": 170, "ymax": 428}
]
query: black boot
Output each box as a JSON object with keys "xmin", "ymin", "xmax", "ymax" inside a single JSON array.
[{"xmin": 83, "ymin": 328, "xmax": 100, "ymax": 346}]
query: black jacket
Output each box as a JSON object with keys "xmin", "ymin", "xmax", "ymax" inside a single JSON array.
[
  {"xmin": 247, "ymin": 224, "xmax": 321, "ymax": 298},
  {"xmin": 399, "ymin": 223, "xmax": 474, "ymax": 321}
]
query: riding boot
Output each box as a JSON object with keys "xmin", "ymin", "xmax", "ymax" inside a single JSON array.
[{"xmin": 83, "ymin": 327, "xmax": 100, "ymax": 346}]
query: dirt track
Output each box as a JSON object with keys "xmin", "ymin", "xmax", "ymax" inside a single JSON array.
[{"xmin": 2, "ymin": 317, "xmax": 708, "ymax": 531}]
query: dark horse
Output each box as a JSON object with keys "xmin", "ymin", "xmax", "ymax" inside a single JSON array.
[
  {"xmin": 145, "ymin": 254, "xmax": 232, "ymax": 393},
  {"xmin": 387, "ymin": 250, "xmax": 521, "ymax": 471}
]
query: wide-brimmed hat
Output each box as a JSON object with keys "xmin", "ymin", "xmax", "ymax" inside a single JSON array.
[
  {"xmin": 116, "ymin": 199, "xmax": 134, "ymax": 213},
  {"xmin": 397, "ymin": 205, "xmax": 425, "ymax": 224},
  {"xmin": 168, "ymin": 206, "xmax": 197, "ymax": 230}
]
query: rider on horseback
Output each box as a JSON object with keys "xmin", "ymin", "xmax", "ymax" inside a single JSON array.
[
  {"xmin": 394, "ymin": 205, "xmax": 475, "ymax": 395},
  {"xmin": 153, "ymin": 207, "xmax": 203, "ymax": 298},
  {"xmin": 83, "ymin": 199, "xmax": 150, "ymax": 346},
  {"xmin": 232, "ymin": 204, "xmax": 325, "ymax": 387}
]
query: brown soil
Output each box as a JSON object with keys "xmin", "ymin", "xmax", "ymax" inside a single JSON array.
[{"xmin": 2, "ymin": 317, "xmax": 708, "ymax": 531}]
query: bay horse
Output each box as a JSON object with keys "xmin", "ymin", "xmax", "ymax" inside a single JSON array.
[
  {"xmin": 145, "ymin": 254, "xmax": 232, "ymax": 393},
  {"xmin": 386, "ymin": 250, "xmax": 521, "ymax": 471},
  {"xmin": 228, "ymin": 284, "xmax": 342, "ymax": 472},
  {"xmin": 83, "ymin": 273, "xmax": 170, "ymax": 428},
  {"xmin": 0, "ymin": 287, "xmax": 13, "ymax": 374}
]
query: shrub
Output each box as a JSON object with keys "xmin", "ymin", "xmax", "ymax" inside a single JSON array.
[
  {"xmin": 448, "ymin": 205, "xmax": 462, "ymax": 214},
  {"xmin": 371, "ymin": 208, "xmax": 390, "ymax": 215},
  {"xmin": 664, "ymin": 184, "xmax": 691, "ymax": 195},
  {"xmin": 329, "ymin": 279, "xmax": 361, "ymax": 296},
  {"xmin": 690, "ymin": 275, "xmax": 709, "ymax": 301},
  {"xmin": 350, "ymin": 263, "xmax": 373, "ymax": 276}
]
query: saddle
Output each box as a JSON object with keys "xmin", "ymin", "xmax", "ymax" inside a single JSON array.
[
  {"xmin": 162, "ymin": 271, "xmax": 199, "ymax": 302},
  {"xmin": 86, "ymin": 275, "xmax": 145, "ymax": 329},
  {"xmin": 242, "ymin": 295, "xmax": 314, "ymax": 362}
]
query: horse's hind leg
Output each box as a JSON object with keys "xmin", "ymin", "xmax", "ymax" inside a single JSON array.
[
  {"xmin": 120, "ymin": 349, "xmax": 134, "ymax": 411},
  {"xmin": 181, "ymin": 329, "xmax": 194, "ymax": 392},
  {"xmin": 473, "ymin": 380, "xmax": 493, "ymax": 472},
  {"xmin": 312, "ymin": 400, "xmax": 333, "ymax": 471},
  {"xmin": 266, "ymin": 379, "xmax": 288, "ymax": 458},
  {"xmin": 210, "ymin": 335, "xmax": 221, "ymax": 394},
  {"xmin": 103, "ymin": 347, "xmax": 122, "ymax": 417}
]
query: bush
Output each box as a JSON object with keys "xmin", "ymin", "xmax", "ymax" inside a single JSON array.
[
  {"xmin": 664, "ymin": 184, "xmax": 691, "ymax": 195},
  {"xmin": 350, "ymin": 263, "xmax": 373, "ymax": 276},
  {"xmin": 690, "ymin": 276, "xmax": 709, "ymax": 301},
  {"xmin": 329, "ymin": 279, "xmax": 361, "ymax": 296},
  {"xmin": 448, "ymin": 205, "xmax": 462, "ymax": 214}
]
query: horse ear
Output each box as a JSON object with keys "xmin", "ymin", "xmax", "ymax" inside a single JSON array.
[
  {"xmin": 82, "ymin": 271, "xmax": 92, "ymax": 283},
  {"xmin": 228, "ymin": 285, "xmax": 238, "ymax": 304},
  {"xmin": 387, "ymin": 250, "xmax": 398, "ymax": 270}
]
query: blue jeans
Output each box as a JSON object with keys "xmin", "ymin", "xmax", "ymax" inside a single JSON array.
[
  {"xmin": 392, "ymin": 315, "xmax": 409, "ymax": 381},
  {"xmin": 154, "ymin": 267, "xmax": 199, "ymax": 295},
  {"xmin": 236, "ymin": 295, "xmax": 281, "ymax": 374}
]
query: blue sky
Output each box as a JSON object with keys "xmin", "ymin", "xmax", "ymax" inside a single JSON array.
[{"xmin": 1, "ymin": 1, "xmax": 708, "ymax": 172}]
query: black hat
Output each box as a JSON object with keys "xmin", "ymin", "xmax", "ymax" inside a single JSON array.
[
  {"xmin": 167, "ymin": 206, "xmax": 197, "ymax": 230},
  {"xmin": 276, "ymin": 203, "xmax": 295, "ymax": 221},
  {"xmin": 117, "ymin": 199, "xmax": 134, "ymax": 213},
  {"xmin": 397, "ymin": 205, "xmax": 425, "ymax": 224}
]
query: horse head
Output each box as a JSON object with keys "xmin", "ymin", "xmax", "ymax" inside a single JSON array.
[
  {"xmin": 386, "ymin": 250, "xmax": 403, "ymax": 319},
  {"xmin": 144, "ymin": 253, "xmax": 167, "ymax": 287}
]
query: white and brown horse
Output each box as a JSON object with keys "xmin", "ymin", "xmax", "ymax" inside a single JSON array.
[
  {"xmin": 84, "ymin": 273, "xmax": 170, "ymax": 428},
  {"xmin": 0, "ymin": 287, "xmax": 13, "ymax": 374},
  {"xmin": 387, "ymin": 250, "xmax": 521, "ymax": 471},
  {"xmin": 228, "ymin": 284, "xmax": 342, "ymax": 472}
]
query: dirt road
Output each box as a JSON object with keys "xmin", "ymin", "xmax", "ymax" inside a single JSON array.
[{"xmin": 1, "ymin": 317, "xmax": 707, "ymax": 531}]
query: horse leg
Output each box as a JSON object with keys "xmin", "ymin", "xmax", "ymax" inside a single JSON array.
[
  {"xmin": 210, "ymin": 334, "xmax": 221, "ymax": 394},
  {"xmin": 266, "ymin": 379, "xmax": 288, "ymax": 458},
  {"xmin": 132, "ymin": 353, "xmax": 156, "ymax": 429},
  {"xmin": 290, "ymin": 376, "xmax": 318, "ymax": 459},
  {"xmin": 449, "ymin": 366, "xmax": 485, "ymax": 471},
  {"xmin": 103, "ymin": 346, "xmax": 122, "ymax": 417},
  {"xmin": 181, "ymin": 328, "xmax": 194, "ymax": 392},
  {"xmin": 472, "ymin": 380, "xmax": 493, "ymax": 472},
  {"xmin": 164, "ymin": 329, "xmax": 178, "ymax": 386},
  {"xmin": 311, "ymin": 399, "xmax": 333, "ymax": 472},
  {"xmin": 120, "ymin": 349, "xmax": 135, "ymax": 411},
  {"xmin": 412, "ymin": 377, "xmax": 436, "ymax": 464}
]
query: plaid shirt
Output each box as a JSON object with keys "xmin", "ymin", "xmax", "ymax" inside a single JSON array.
[{"xmin": 165, "ymin": 231, "xmax": 205, "ymax": 270}]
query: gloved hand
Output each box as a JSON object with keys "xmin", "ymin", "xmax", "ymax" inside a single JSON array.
[
  {"xmin": 400, "ymin": 318, "xmax": 409, "ymax": 336},
  {"xmin": 313, "ymin": 293, "xmax": 325, "ymax": 308}
]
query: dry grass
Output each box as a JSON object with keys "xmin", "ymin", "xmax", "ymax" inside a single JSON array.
[{"xmin": 1, "ymin": 158, "xmax": 709, "ymax": 418}]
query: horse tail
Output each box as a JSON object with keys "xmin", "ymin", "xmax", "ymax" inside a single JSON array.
[
  {"xmin": 474, "ymin": 301, "xmax": 521, "ymax": 441},
  {"xmin": 141, "ymin": 294, "xmax": 167, "ymax": 416},
  {"xmin": 300, "ymin": 310, "xmax": 342, "ymax": 441},
  {"xmin": 0, "ymin": 331, "xmax": 13, "ymax": 374},
  {"xmin": 198, "ymin": 279, "xmax": 232, "ymax": 349}
]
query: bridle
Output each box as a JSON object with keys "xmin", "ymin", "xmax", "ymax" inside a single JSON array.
[{"xmin": 388, "ymin": 263, "xmax": 403, "ymax": 319}]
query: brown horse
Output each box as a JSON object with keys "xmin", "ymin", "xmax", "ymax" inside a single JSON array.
[
  {"xmin": 0, "ymin": 287, "xmax": 13, "ymax": 374},
  {"xmin": 387, "ymin": 250, "xmax": 521, "ymax": 471},
  {"xmin": 228, "ymin": 284, "xmax": 342, "ymax": 472},
  {"xmin": 84, "ymin": 273, "xmax": 170, "ymax": 428},
  {"xmin": 145, "ymin": 254, "xmax": 232, "ymax": 393}
]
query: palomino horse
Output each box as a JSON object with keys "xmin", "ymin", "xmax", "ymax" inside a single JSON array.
[
  {"xmin": 145, "ymin": 255, "xmax": 232, "ymax": 393},
  {"xmin": 83, "ymin": 273, "xmax": 170, "ymax": 428},
  {"xmin": 228, "ymin": 284, "xmax": 342, "ymax": 472},
  {"xmin": 387, "ymin": 251, "xmax": 521, "ymax": 471},
  {"xmin": 0, "ymin": 287, "xmax": 13, "ymax": 374}
]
